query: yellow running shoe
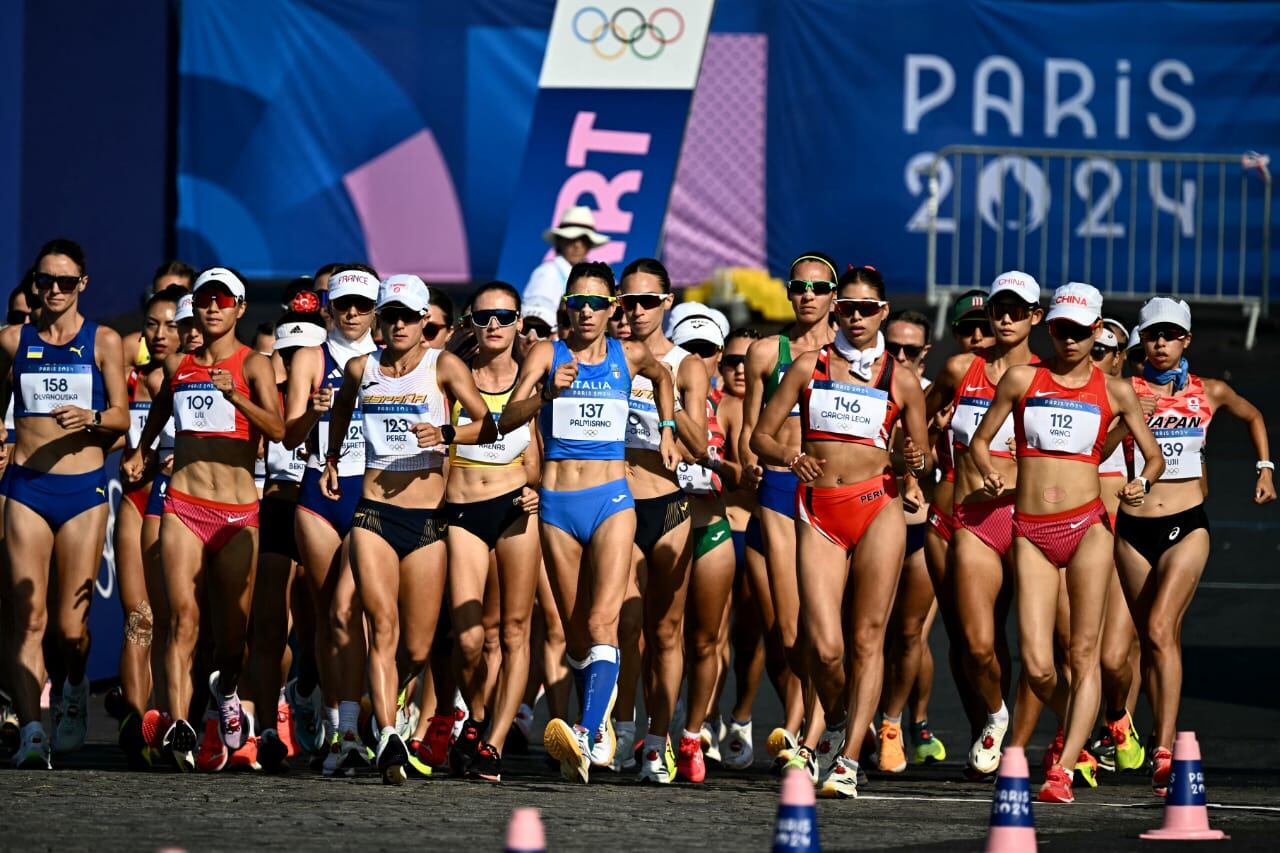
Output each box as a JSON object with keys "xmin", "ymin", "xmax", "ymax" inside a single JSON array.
[
  {"xmin": 544, "ymin": 719, "xmax": 589, "ymax": 784},
  {"xmin": 1107, "ymin": 712, "xmax": 1146, "ymax": 772},
  {"xmin": 1073, "ymin": 748, "xmax": 1099, "ymax": 788},
  {"xmin": 911, "ymin": 720, "xmax": 947, "ymax": 764}
]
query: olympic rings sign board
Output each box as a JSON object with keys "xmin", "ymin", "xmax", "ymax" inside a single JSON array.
[{"xmin": 540, "ymin": 1, "xmax": 715, "ymax": 90}]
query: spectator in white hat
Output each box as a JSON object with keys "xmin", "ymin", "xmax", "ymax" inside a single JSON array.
[{"xmin": 522, "ymin": 205, "xmax": 609, "ymax": 309}]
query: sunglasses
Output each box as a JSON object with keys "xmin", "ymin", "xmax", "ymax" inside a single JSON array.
[
  {"xmin": 954, "ymin": 319, "xmax": 992, "ymax": 338},
  {"xmin": 193, "ymin": 289, "xmax": 240, "ymax": 310},
  {"xmin": 987, "ymin": 301, "xmax": 1033, "ymax": 322},
  {"xmin": 563, "ymin": 294, "xmax": 616, "ymax": 312},
  {"xmin": 720, "ymin": 354, "xmax": 747, "ymax": 370},
  {"xmin": 1090, "ymin": 344, "xmax": 1119, "ymax": 360},
  {"xmin": 470, "ymin": 308, "xmax": 518, "ymax": 328},
  {"xmin": 833, "ymin": 298, "xmax": 887, "ymax": 318},
  {"xmin": 522, "ymin": 319, "xmax": 552, "ymax": 340},
  {"xmin": 619, "ymin": 292, "xmax": 669, "ymax": 312},
  {"xmin": 1047, "ymin": 319, "xmax": 1095, "ymax": 341},
  {"xmin": 32, "ymin": 272, "xmax": 82, "ymax": 293},
  {"xmin": 886, "ymin": 341, "xmax": 925, "ymax": 360},
  {"xmin": 787, "ymin": 279, "xmax": 838, "ymax": 296},
  {"xmin": 1140, "ymin": 325, "xmax": 1188, "ymax": 343},
  {"xmin": 682, "ymin": 339, "xmax": 721, "ymax": 358},
  {"xmin": 380, "ymin": 305, "xmax": 424, "ymax": 326},
  {"xmin": 331, "ymin": 295, "xmax": 375, "ymax": 315}
]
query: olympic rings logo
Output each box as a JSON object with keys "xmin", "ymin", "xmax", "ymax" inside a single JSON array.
[{"xmin": 571, "ymin": 6, "xmax": 685, "ymax": 61}]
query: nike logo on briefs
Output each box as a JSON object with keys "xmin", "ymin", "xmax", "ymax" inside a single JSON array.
[
  {"xmin": 611, "ymin": 494, "xmax": 626, "ymax": 503},
  {"xmin": 227, "ymin": 514, "xmax": 250, "ymax": 523},
  {"xmin": 1068, "ymin": 518, "xmax": 1089, "ymax": 529},
  {"xmin": 1033, "ymin": 390, "xmax": 1060, "ymax": 397}
]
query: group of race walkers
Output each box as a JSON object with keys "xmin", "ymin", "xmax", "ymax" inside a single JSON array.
[{"xmin": 0, "ymin": 239, "xmax": 1272, "ymax": 805}]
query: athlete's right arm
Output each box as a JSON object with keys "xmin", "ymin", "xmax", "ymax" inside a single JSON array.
[
  {"xmin": 282, "ymin": 346, "xmax": 324, "ymax": 450},
  {"xmin": 969, "ymin": 365, "xmax": 1031, "ymax": 494},
  {"xmin": 124, "ymin": 353, "xmax": 179, "ymax": 480},
  {"xmin": 750, "ymin": 351, "xmax": 817, "ymax": 477},
  {"xmin": 497, "ymin": 341, "xmax": 554, "ymax": 434},
  {"xmin": 737, "ymin": 337, "xmax": 778, "ymax": 486}
]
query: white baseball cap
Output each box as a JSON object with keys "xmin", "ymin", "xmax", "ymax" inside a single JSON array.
[
  {"xmin": 377, "ymin": 274, "xmax": 431, "ymax": 316},
  {"xmin": 327, "ymin": 269, "xmax": 380, "ymax": 303},
  {"xmin": 671, "ymin": 315, "xmax": 725, "ymax": 349},
  {"xmin": 273, "ymin": 318, "xmax": 327, "ymax": 351},
  {"xmin": 1137, "ymin": 297, "xmax": 1192, "ymax": 333},
  {"xmin": 1127, "ymin": 326, "xmax": 1143, "ymax": 351},
  {"xmin": 667, "ymin": 301, "xmax": 730, "ymax": 340},
  {"xmin": 175, "ymin": 293, "xmax": 194, "ymax": 322},
  {"xmin": 192, "ymin": 267, "xmax": 246, "ymax": 301},
  {"xmin": 1099, "ymin": 317, "xmax": 1128, "ymax": 349},
  {"xmin": 1046, "ymin": 282, "xmax": 1103, "ymax": 325},
  {"xmin": 521, "ymin": 297, "xmax": 559, "ymax": 330},
  {"xmin": 989, "ymin": 270, "xmax": 1040, "ymax": 305}
]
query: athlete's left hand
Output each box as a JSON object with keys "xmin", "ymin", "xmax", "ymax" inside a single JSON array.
[
  {"xmin": 902, "ymin": 436, "xmax": 925, "ymax": 472},
  {"xmin": 902, "ymin": 480, "xmax": 925, "ymax": 513},
  {"xmin": 516, "ymin": 486, "xmax": 539, "ymax": 514},
  {"xmin": 1006, "ymin": 436, "xmax": 1018, "ymax": 456},
  {"xmin": 413, "ymin": 423, "xmax": 444, "ymax": 448},
  {"xmin": 1255, "ymin": 469, "xmax": 1276, "ymax": 505},
  {"xmin": 51, "ymin": 405, "xmax": 94, "ymax": 430},
  {"xmin": 659, "ymin": 430, "xmax": 679, "ymax": 471},
  {"xmin": 1118, "ymin": 478, "xmax": 1146, "ymax": 507},
  {"xmin": 210, "ymin": 368, "xmax": 236, "ymax": 398}
]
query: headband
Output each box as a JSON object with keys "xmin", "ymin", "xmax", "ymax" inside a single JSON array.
[{"xmin": 791, "ymin": 255, "xmax": 838, "ymax": 283}]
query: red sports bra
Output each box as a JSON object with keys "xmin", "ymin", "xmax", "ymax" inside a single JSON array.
[
  {"xmin": 801, "ymin": 347, "xmax": 900, "ymax": 450},
  {"xmin": 171, "ymin": 346, "xmax": 256, "ymax": 442},
  {"xmin": 1014, "ymin": 365, "xmax": 1112, "ymax": 464}
]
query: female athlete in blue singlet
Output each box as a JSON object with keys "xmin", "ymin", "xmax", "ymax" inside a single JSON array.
[
  {"xmin": 0, "ymin": 239, "xmax": 129, "ymax": 769},
  {"xmin": 498, "ymin": 261, "xmax": 678, "ymax": 784}
]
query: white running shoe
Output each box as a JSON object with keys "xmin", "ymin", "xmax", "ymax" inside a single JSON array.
[
  {"xmin": 722, "ymin": 719, "xmax": 754, "ymax": 770},
  {"xmin": 637, "ymin": 736, "xmax": 676, "ymax": 784},
  {"xmin": 969, "ymin": 717, "xmax": 1009, "ymax": 775},
  {"xmin": 588, "ymin": 685, "xmax": 618, "ymax": 768},
  {"xmin": 322, "ymin": 728, "xmax": 369, "ymax": 777},
  {"xmin": 613, "ymin": 721, "xmax": 637, "ymax": 772},
  {"xmin": 395, "ymin": 702, "xmax": 420, "ymax": 743},
  {"xmin": 766, "ymin": 726, "xmax": 799, "ymax": 765},
  {"xmin": 820, "ymin": 756, "xmax": 860, "ymax": 799},
  {"xmin": 53, "ymin": 679, "xmax": 89, "ymax": 754},
  {"xmin": 12, "ymin": 723, "xmax": 51, "ymax": 769},
  {"xmin": 543, "ymin": 719, "xmax": 590, "ymax": 784},
  {"xmin": 814, "ymin": 727, "xmax": 846, "ymax": 779},
  {"xmin": 700, "ymin": 721, "xmax": 722, "ymax": 764},
  {"xmin": 376, "ymin": 730, "xmax": 409, "ymax": 785}
]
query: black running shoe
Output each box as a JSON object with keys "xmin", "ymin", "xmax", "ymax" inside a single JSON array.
[
  {"xmin": 258, "ymin": 729, "xmax": 290, "ymax": 773},
  {"xmin": 468, "ymin": 742, "xmax": 502, "ymax": 783},
  {"xmin": 164, "ymin": 719, "xmax": 198, "ymax": 773},
  {"xmin": 118, "ymin": 711, "xmax": 149, "ymax": 771},
  {"xmin": 449, "ymin": 718, "xmax": 483, "ymax": 777},
  {"xmin": 103, "ymin": 686, "xmax": 129, "ymax": 722},
  {"xmin": 377, "ymin": 731, "xmax": 409, "ymax": 785},
  {"xmin": 1089, "ymin": 726, "xmax": 1117, "ymax": 772}
]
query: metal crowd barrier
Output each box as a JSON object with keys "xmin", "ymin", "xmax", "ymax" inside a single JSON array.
[{"xmin": 921, "ymin": 145, "xmax": 1272, "ymax": 348}]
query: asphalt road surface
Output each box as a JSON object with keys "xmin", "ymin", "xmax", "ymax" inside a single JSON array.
[{"xmin": 2, "ymin": 307, "xmax": 1277, "ymax": 851}]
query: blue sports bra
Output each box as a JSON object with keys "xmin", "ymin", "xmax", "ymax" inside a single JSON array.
[
  {"xmin": 540, "ymin": 338, "xmax": 631, "ymax": 462},
  {"xmin": 13, "ymin": 320, "xmax": 106, "ymax": 418}
]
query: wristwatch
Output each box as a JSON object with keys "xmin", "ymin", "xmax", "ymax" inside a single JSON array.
[
  {"xmin": 92, "ymin": 410, "xmax": 102, "ymax": 427},
  {"xmin": 1257, "ymin": 460, "xmax": 1275, "ymax": 473},
  {"xmin": 441, "ymin": 424, "xmax": 457, "ymax": 445},
  {"xmin": 1138, "ymin": 476, "xmax": 1151, "ymax": 493}
]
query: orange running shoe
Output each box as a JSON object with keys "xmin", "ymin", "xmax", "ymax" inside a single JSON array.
[
  {"xmin": 1151, "ymin": 746, "xmax": 1173, "ymax": 796},
  {"xmin": 877, "ymin": 720, "xmax": 907, "ymax": 773},
  {"xmin": 676, "ymin": 735, "xmax": 706, "ymax": 783},
  {"xmin": 276, "ymin": 701, "xmax": 299, "ymax": 758},
  {"xmin": 1042, "ymin": 725, "xmax": 1065, "ymax": 773},
  {"xmin": 1038, "ymin": 764, "xmax": 1075, "ymax": 803},
  {"xmin": 195, "ymin": 713, "xmax": 228, "ymax": 773},
  {"xmin": 229, "ymin": 735, "xmax": 261, "ymax": 771}
]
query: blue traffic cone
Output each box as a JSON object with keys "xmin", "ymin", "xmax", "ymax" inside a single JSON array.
[
  {"xmin": 985, "ymin": 746, "xmax": 1035, "ymax": 852},
  {"xmin": 773, "ymin": 767, "xmax": 820, "ymax": 852}
]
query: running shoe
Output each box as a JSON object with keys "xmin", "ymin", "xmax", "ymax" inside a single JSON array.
[
  {"xmin": 722, "ymin": 719, "xmax": 754, "ymax": 770},
  {"xmin": 376, "ymin": 730, "xmax": 409, "ymax": 785},
  {"xmin": 1151, "ymin": 746, "xmax": 1173, "ymax": 797},
  {"xmin": 911, "ymin": 720, "xmax": 947, "ymax": 764},
  {"xmin": 196, "ymin": 713, "xmax": 228, "ymax": 772},
  {"xmin": 815, "ymin": 727, "xmax": 845, "ymax": 779},
  {"xmin": 285, "ymin": 679, "xmax": 324, "ymax": 755},
  {"xmin": 613, "ymin": 721, "xmax": 637, "ymax": 772},
  {"xmin": 877, "ymin": 720, "xmax": 908, "ymax": 773},
  {"xmin": 544, "ymin": 719, "xmax": 590, "ymax": 784},
  {"xmin": 1089, "ymin": 726, "xmax": 1117, "ymax": 772},
  {"xmin": 766, "ymin": 726, "xmax": 798, "ymax": 769},
  {"xmin": 208, "ymin": 671, "xmax": 247, "ymax": 750},
  {"xmin": 395, "ymin": 700, "xmax": 420, "ymax": 744},
  {"xmin": 1038, "ymin": 764, "xmax": 1075, "ymax": 803},
  {"xmin": 53, "ymin": 679, "xmax": 89, "ymax": 754},
  {"xmin": 820, "ymin": 756, "xmax": 860, "ymax": 799},
  {"xmin": 468, "ymin": 741, "xmax": 502, "ymax": 783},
  {"xmin": 276, "ymin": 700, "xmax": 299, "ymax": 758},
  {"xmin": 421, "ymin": 714, "xmax": 453, "ymax": 770},
  {"xmin": 164, "ymin": 719, "xmax": 198, "ymax": 773},
  {"xmin": 450, "ymin": 718, "xmax": 483, "ymax": 777},
  {"xmin": 258, "ymin": 728, "xmax": 289, "ymax": 773},
  {"xmin": 1042, "ymin": 726, "xmax": 1065, "ymax": 773},
  {"xmin": 406, "ymin": 738, "xmax": 434, "ymax": 778},
  {"xmin": 103, "ymin": 685, "xmax": 128, "ymax": 722},
  {"xmin": 785, "ymin": 745, "xmax": 819, "ymax": 784},
  {"xmin": 323, "ymin": 728, "xmax": 369, "ymax": 777},
  {"xmin": 508, "ymin": 703, "xmax": 534, "ymax": 755},
  {"xmin": 969, "ymin": 718, "xmax": 1009, "ymax": 775},
  {"xmin": 637, "ymin": 736, "xmax": 676, "ymax": 785},
  {"xmin": 118, "ymin": 711, "xmax": 150, "ymax": 771},
  {"xmin": 587, "ymin": 684, "xmax": 618, "ymax": 768},
  {"xmin": 1106, "ymin": 713, "xmax": 1145, "ymax": 772},
  {"xmin": 676, "ymin": 735, "xmax": 706, "ymax": 783},
  {"xmin": 700, "ymin": 720, "xmax": 722, "ymax": 765},
  {"xmin": 11, "ymin": 724, "xmax": 51, "ymax": 769},
  {"xmin": 229, "ymin": 735, "xmax": 261, "ymax": 771},
  {"xmin": 142, "ymin": 709, "xmax": 172, "ymax": 751},
  {"xmin": 1073, "ymin": 748, "xmax": 1099, "ymax": 789}
]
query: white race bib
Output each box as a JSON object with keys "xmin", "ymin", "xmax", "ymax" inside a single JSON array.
[
  {"xmin": 806, "ymin": 380, "xmax": 889, "ymax": 443},
  {"xmin": 174, "ymin": 382, "xmax": 237, "ymax": 433},
  {"xmin": 128, "ymin": 401, "xmax": 152, "ymax": 449},
  {"xmin": 319, "ymin": 411, "xmax": 366, "ymax": 477},
  {"xmin": 552, "ymin": 394, "xmax": 627, "ymax": 443},
  {"xmin": 455, "ymin": 412, "xmax": 530, "ymax": 465},
  {"xmin": 953, "ymin": 395, "xmax": 1015, "ymax": 451},
  {"xmin": 677, "ymin": 460, "xmax": 721, "ymax": 494},
  {"xmin": 1135, "ymin": 427, "xmax": 1205, "ymax": 481},
  {"xmin": 266, "ymin": 441, "xmax": 307, "ymax": 482},
  {"xmin": 364, "ymin": 405, "xmax": 427, "ymax": 458},
  {"xmin": 1021, "ymin": 397, "xmax": 1102, "ymax": 456},
  {"xmin": 20, "ymin": 366, "xmax": 93, "ymax": 414},
  {"xmin": 626, "ymin": 400, "xmax": 661, "ymax": 450}
]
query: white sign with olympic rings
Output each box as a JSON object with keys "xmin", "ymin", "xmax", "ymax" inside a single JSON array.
[{"xmin": 540, "ymin": 0, "xmax": 715, "ymax": 90}]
